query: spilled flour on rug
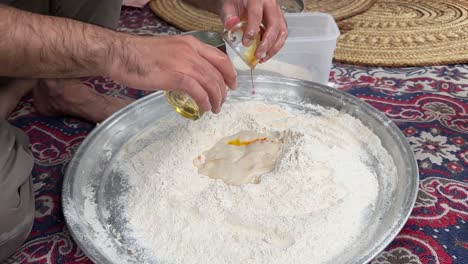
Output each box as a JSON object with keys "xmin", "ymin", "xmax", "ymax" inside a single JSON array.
[{"xmin": 115, "ymin": 100, "xmax": 396, "ymax": 264}]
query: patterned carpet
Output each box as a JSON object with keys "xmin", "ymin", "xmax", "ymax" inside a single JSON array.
[{"xmin": 3, "ymin": 5, "xmax": 467, "ymax": 264}]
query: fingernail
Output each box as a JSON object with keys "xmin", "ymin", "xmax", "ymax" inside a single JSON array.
[
  {"xmin": 243, "ymin": 31, "xmax": 255, "ymax": 46},
  {"xmin": 203, "ymin": 98, "xmax": 211, "ymax": 112},
  {"xmin": 246, "ymin": 30, "xmax": 255, "ymax": 38},
  {"xmin": 223, "ymin": 14, "xmax": 235, "ymax": 21},
  {"xmin": 260, "ymin": 52, "xmax": 267, "ymax": 59},
  {"xmin": 260, "ymin": 55, "xmax": 269, "ymax": 63},
  {"xmin": 229, "ymin": 80, "xmax": 237, "ymax": 90}
]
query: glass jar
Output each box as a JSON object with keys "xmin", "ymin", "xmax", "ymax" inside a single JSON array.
[
  {"xmin": 166, "ymin": 23, "xmax": 263, "ymax": 120},
  {"xmin": 165, "ymin": 30, "xmax": 225, "ymax": 121}
]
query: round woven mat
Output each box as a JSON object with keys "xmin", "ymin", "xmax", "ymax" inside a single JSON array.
[
  {"xmin": 305, "ymin": 0, "xmax": 376, "ymax": 21},
  {"xmin": 335, "ymin": 0, "xmax": 468, "ymax": 66},
  {"xmin": 150, "ymin": 0, "xmax": 223, "ymax": 32},
  {"xmin": 150, "ymin": 0, "xmax": 376, "ymax": 32}
]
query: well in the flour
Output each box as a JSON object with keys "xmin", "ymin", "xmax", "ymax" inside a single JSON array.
[{"xmin": 194, "ymin": 130, "xmax": 282, "ymax": 186}]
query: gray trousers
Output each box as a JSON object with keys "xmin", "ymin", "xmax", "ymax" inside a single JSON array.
[
  {"xmin": 0, "ymin": 0, "xmax": 122, "ymax": 261},
  {"xmin": 8, "ymin": 0, "xmax": 122, "ymax": 29},
  {"xmin": 0, "ymin": 120, "xmax": 34, "ymax": 261}
]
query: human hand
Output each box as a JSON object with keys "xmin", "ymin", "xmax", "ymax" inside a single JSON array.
[
  {"xmin": 221, "ymin": 0, "xmax": 288, "ymax": 63},
  {"xmin": 108, "ymin": 34, "xmax": 237, "ymax": 114}
]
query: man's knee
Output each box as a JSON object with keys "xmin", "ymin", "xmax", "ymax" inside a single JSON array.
[
  {"xmin": 52, "ymin": 0, "xmax": 123, "ymax": 30},
  {"xmin": 8, "ymin": 0, "xmax": 50, "ymax": 16},
  {"xmin": 7, "ymin": 0, "xmax": 122, "ymax": 30},
  {"xmin": 0, "ymin": 121, "xmax": 35, "ymax": 261}
]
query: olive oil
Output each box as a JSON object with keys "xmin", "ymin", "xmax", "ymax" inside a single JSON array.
[
  {"xmin": 167, "ymin": 22, "xmax": 263, "ymax": 120},
  {"xmin": 223, "ymin": 21, "xmax": 263, "ymax": 69},
  {"xmin": 227, "ymin": 137, "xmax": 267, "ymax": 146},
  {"xmin": 165, "ymin": 90, "xmax": 202, "ymax": 120},
  {"xmin": 223, "ymin": 21, "xmax": 264, "ymax": 95}
]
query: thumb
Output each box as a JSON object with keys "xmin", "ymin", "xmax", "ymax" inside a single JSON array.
[{"xmin": 221, "ymin": 1, "xmax": 241, "ymax": 30}]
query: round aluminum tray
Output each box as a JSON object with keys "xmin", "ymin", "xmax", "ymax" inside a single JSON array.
[{"xmin": 62, "ymin": 76, "xmax": 418, "ymax": 264}]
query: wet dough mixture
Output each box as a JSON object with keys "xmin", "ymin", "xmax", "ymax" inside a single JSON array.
[
  {"xmin": 119, "ymin": 100, "xmax": 396, "ymax": 264},
  {"xmin": 194, "ymin": 130, "xmax": 281, "ymax": 186}
]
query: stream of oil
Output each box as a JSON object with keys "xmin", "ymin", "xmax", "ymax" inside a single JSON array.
[{"xmin": 250, "ymin": 68, "xmax": 255, "ymax": 95}]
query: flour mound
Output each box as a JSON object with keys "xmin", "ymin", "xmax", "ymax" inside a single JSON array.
[{"xmin": 118, "ymin": 101, "xmax": 395, "ymax": 264}]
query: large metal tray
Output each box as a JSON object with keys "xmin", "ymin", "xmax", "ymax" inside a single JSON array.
[{"xmin": 62, "ymin": 76, "xmax": 418, "ymax": 264}]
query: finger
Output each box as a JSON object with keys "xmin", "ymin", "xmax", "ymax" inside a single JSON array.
[
  {"xmin": 224, "ymin": 15, "xmax": 241, "ymax": 30},
  {"xmin": 221, "ymin": 1, "xmax": 242, "ymax": 30},
  {"xmin": 159, "ymin": 71, "xmax": 211, "ymax": 112},
  {"xmin": 255, "ymin": 24, "xmax": 280, "ymax": 60},
  {"xmin": 195, "ymin": 56, "xmax": 227, "ymax": 113},
  {"xmin": 243, "ymin": 0, "xmax": 263, "ymax": 47},
  {"xmin": 256, "ymin": 5, "xmax": 285, "ymax": 60},
  {"xmin": 196, "ymin": 43, "xmax": 237, "ymax": 91},
  {"xmin": 180, "ymin": 36, "xmax": 230, "ymax": 113},
  {"xmin": 184, "ymin": 57, "xmax": 224, "ymax": 114},
  {"xmin": 261, "ymin": 25, "xmax": 288, "ymax": 62},
  {"xmin": 206, "ymin": 62, "xmax": 227, "ymax": 106}
]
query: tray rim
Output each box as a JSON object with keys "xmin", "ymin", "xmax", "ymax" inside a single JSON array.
[{"xmin": 62, "ymin": 76, "xmax": 419, "ymax": 264}]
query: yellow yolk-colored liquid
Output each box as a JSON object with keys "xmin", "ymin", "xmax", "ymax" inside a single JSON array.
[{"xmin": 227, "ymin": 137, "xmax": 267, "ymax": 146}]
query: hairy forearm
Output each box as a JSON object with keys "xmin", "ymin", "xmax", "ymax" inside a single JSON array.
[
  {"xmin": 185, "ymin": 0, "xmax": 223, "ymax": 14},
  {"xmin": 0, "ymin": 5, "xmax": 120, "ymax": 78}
]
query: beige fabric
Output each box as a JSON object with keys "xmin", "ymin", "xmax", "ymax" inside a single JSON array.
[{"xmin": 0, "ymin": 120, "xmax": 35, "ymax": 261}]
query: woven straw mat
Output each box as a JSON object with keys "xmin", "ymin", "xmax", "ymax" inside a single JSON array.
[
  {"xmin": 335, "ymin": 0, "xmax": 468, "ymax": 66},
  {"xmin": 305, "ymin": 0, "xmax": 376, "ymax": 21},
  {"xmin": 150, "ymin": 0, "xmax": 376, "ymax": 32}
]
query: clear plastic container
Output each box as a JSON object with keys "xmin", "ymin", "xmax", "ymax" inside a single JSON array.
[{"xmin": 227, "ymin": 12, "xmax": 340, "ymax": 85}]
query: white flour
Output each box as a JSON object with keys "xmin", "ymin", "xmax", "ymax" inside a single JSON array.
[{"xmin": 114, "ymin": 100, "xmax": 396, "ymax": 264}]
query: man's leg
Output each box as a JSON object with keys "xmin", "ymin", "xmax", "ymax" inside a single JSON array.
[
  {"xmin": 0, "ymin": 79, "xmax": 37, "ymax": 119},
  {"xmin": 7, "ymin": 0, "xmax": 131, "ymax": 123},
  {"xmin": 34, "ymin": 0, "xmax": 131, "ymax": 123},
  {"xmin": 9, "ymin": 0, "xmax": 49, "ymax": 15},
  {"xmin": 10, "ymin": 0, "xmax": 122, "ymax": 29},
  {"xmin": 51, "ymin": 0, "xmax": 123, "ymax": 30},
  {"xmin": 0, "ymin": 120, "xmax": 35, "ymax": 261},
  {"xmin": 34, "ymin": 79, "xmax": 131, "ymax": 123}
]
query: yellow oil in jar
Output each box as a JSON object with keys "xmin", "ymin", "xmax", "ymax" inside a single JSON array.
[
  {"xmin": 223, "ymin": 21, "xmax": 263, "ymax": 69},
  {"xmin": 165, "ymin": 91, "xmax": 202, "ymax": 120},
  {"xmin": 240, "ymin": 28, "xmax": 261, "ymax": 69},
  {"xmin": 166, "ymin": 22, "xmax": 263, "ymax": 121}
]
